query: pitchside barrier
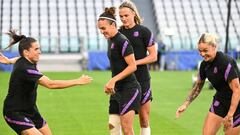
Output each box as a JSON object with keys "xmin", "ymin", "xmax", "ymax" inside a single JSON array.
[
  {"xmin": 87, "ymin": 50, "xmax": 238, "ymax": 71},
  {"xmin": 0, "ymin": 50, "xmax": 237, "ymax": 71}
]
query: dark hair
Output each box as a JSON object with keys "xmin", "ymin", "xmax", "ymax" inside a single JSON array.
[
  {"xmin": 98, "ymin": 7, "xmax": 116, "ymax": 25},
  {"xmin": 5, "ymin": 29, "xmax": 37, "ymax": 57}
]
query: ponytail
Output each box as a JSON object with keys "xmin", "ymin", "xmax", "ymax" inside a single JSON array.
[
  {"xmin": 5, "ymin": 29, "xmax": 36, "ymax": 57},
  {"xmin": 4, "ymin": 29, "xmax": 26, "ymax": 51}
]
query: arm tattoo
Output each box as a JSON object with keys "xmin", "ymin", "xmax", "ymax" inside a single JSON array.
[{"xmin": 186, "ymin": 80, "xmax": 204, "ymax": 103}]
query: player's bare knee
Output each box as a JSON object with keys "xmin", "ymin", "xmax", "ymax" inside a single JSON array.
[
  {"xmin": 121, "ymin": 126, "xmax": 131, "ymax": 134},
  {"xmin": 121, "ymin": 121, "xmax": 133, "ymax": 134},
  {"xmin": 141, "ymin": 121, "xmax": 149, "ymax": 128},
  {"xmin": 140, "ymin": 118, "xmax": 149, "ymax": 128},
  {"xmin": 139, "ymin": 117, "xmax": 149, "ymax": 127}
]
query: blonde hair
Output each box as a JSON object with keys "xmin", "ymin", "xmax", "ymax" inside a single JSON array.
[
  {"xmin": 119, "ymin": 0, "xmax": 142, "ymax": 24},
  {"xmin": 198, "ymin": 33, "xmax": 220, "ymax": 47}
]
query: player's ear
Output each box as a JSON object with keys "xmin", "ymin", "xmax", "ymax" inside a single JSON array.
[
  {"xmin": 23, "ymin": 49, "xmax": 29, "ymax": 56},
  {"xmin": 111, "ymin": 22, "xmax": 116, "ymax": 28},
  {"xmin": 212, "ymin": 44, "xmax": 218, "ymax": 50}
]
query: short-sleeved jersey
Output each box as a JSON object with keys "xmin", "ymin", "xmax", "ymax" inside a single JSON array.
[
  {"xmin": 4, "ymin": 57, "xmax": 43, "ymax": 112},
  {"xmin": 107, "ymin": 32, "xmax": 137, "ymax": 89},
  {"xmin": 199, "ymin": 52, "xmax": 240, "ymax": 101},
  {"xmin": 119, "ymin": 25, "xmax": 155, "ymax": 82}
]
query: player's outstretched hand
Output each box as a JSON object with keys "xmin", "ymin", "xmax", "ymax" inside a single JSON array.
[
  {"xmin": 78, "ymin": 74, "xmax": 93, "ymax": 85},
  {"xmin": 176, "ymin": 103, "xmax": 188, "ymax": 119},
  {"xmin": 0, "ymin": 52, "xmax": 10, "ymax": 64}
]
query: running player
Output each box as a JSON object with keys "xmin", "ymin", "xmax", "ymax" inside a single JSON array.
[{"xmin": 176, "ymin": 33, "xmax": 240, "ymax": 135}]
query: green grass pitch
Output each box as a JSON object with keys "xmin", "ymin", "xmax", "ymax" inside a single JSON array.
[{"xmin": 0, "ymin": 71, "xmax": 225, "ymax": 135}]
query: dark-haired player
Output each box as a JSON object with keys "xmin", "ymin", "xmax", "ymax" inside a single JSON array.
[
  {"xmin": 97, "ymin": 7, "xmax": 141, "ymax": 135},
  {"xmin": 0, "ymin": 30, "xmax": 92, "ymax": 135}
]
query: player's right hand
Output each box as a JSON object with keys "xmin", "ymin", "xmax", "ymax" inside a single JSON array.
[
  {"xmin": 104, "ymin": 79, "xmax": 116, "ymax": 95},
  {"xmin": 104, "ymin": 86, "xmax": 115, "ymax": 95},
  {"xmin": 175, "ymin": 104, "xmax": 188, "ymax": 119}
]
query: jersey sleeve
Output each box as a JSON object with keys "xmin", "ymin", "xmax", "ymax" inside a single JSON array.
[
  {"xmin": 223, "ymin": 59, "xmax": 239, "ymax": 82},
  {"xmin": 120, "ymin": 40, "xmax": 134, "ymax": 57},
  {"xmin": 199, "ymin": 61, "xmax": 206, "ymax": 80},
  {"xmin": 22, "ymin": 68, "xmax": 43, "ymax": 82},
  {"xmin": 142, "ymin": 26, "xmax": 155, "ymax": 47}
]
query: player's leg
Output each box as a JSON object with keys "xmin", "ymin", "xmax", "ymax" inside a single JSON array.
[
  {"xmin": 109, "ymin": 99, "xmax": 122, "ymax": 135},
  {"xmin": 38, "ymin": 124, "xmax": 52, "ymax": 135},
  {"xmin": 109, "ymin": 114, "xmax": 122, "ymax": 135},
  {"xmin": 21, "ymin": 127, "xmax": 43, "ymax": 135},
  {"xmin": 139, "ymin": 101, "xmax": 151, "ymax": 135},
  {"xmin": 120, "ymin": 110, "xmax": 135, "ymax": 135},
  {"xmin": 29, "ymin": 108, "xmax": 52, "ymax": 135},
  {"xmin": 120, "ymin": 87, "xmax": 141, "ymax": 135},
  {"xmin": 225, "ymin": 126, "xmax": 240, "ymax": 135},
  {"xmin": 203, "ymin": 112, "xmax": 222, "ymax": 135},
  {"xmin": 225, "ymin": 108, "xmax": 240, "ymax": 135},
  {"xmin": 139, "ymin": 81, "xmax": 152, "ymax": 135}
]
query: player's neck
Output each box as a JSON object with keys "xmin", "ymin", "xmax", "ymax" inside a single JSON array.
[
  {"xmin": 110, "ymin": 29, "xmax": 118, "ymax": 38},
  {"xmin": 24, "ymin": 56, "xmax": 36, "ymax": 64},
  {"xmin": 125, "ymin": 23, "xmax": 136, "ymax": 29}
]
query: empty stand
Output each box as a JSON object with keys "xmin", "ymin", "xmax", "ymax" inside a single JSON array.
[
  {"xmin": 0, "ymin": 0, "xmax": 239, "ymax": 52},
  {"xmin": 153, "ymin": 0, "xmax": 240, "ymax": 50},
  {"xmin": 0, "ymin": 0, "xmax": 122, "ymax": 53}
]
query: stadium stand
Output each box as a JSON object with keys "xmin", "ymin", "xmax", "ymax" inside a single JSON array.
[
  {"xmin": 0, "ymin": 0, "xmax": 123, "ymax": 71},
  {"xmin": 0, "ymin": 0, "xmax": 239, "ymax": 71},
  {"xmin": 153, "ymin": 0, "xmax": 240, "ymax": 50},
  {"xmin": 0, "ymin": 0, "xmax": 124, "ymax": 53}
]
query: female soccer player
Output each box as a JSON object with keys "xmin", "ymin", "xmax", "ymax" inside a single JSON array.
[
  {"xmin": 176, "ymin": 33, "xmax": 240, "ymax": 135},
  {"xmin": 0, "ymin": 30, "xmax": 92, "ymax": 135},
  {"xmin": 97, "ymin": 7, "xmax": 141, "ymax": 135},
  {"xmin": 118, "ymin": 1, "xmax": 157, "ymax": 135}
]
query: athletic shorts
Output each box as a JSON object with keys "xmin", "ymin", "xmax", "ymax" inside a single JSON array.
[
  {"xmin": 139, "ymin": 80, "xmax": 152, "ymax": 104},
  {"xmin": 109, "ymin": 85, "xmax": 141, "ymax": 115},
  {"xmin": 209, "ymin": 98, "xmax": 240, "ymax": 127},
  {"xmin": 3, "ymin": 107, "xmax": 46, "ymax": 134}
]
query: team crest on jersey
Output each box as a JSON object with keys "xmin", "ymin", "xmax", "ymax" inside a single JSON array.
[
  {"xmin": 213, "ymin": 67, "xmax": 218, "ymax": 74},
  {"xmin": 213, "ymin": 100, "xmax": 220, "ymax": 106},
  {"xmin": 111, "ymin": 43, "xmax": 115, "ymax": 49},
  {"xmin": 133, "ymin": 31, "xmax": 139, "ymax": 37}
]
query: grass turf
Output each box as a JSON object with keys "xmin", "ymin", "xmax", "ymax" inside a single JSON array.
[{"xmin": 0, "ymin": 71, "xmax": 225, "ymax": 135}]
